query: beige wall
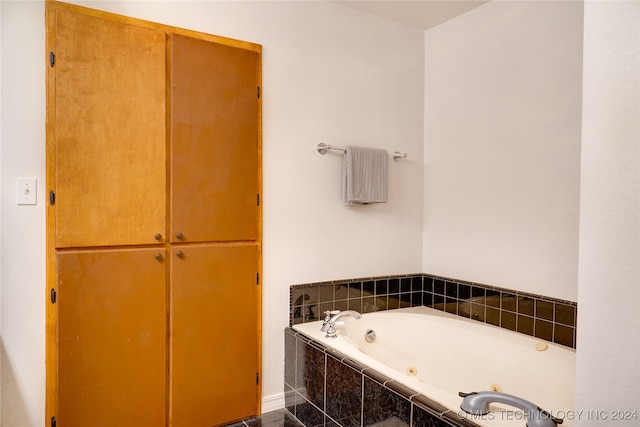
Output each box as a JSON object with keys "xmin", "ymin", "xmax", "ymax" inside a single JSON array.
[
  {"xmin": 1, "ymin": 2, "xmax": 47, "ymax": 425},
  {"xmin": 423, "ymin": 0, "xmax": 583, "ymax": 302},
  {"xmin": 577, "ymin": 0, "xmax": 640, "ymax": 421}
]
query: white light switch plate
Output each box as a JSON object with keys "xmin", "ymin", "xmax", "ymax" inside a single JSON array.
[{"xmin": 17, "ymin": 178, "xmax": 37, "ymax": 205}]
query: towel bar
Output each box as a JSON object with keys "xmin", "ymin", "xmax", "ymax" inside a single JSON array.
[{"xmin": 316, "ymin": 143, "xmax": 407, "ymax": 161}]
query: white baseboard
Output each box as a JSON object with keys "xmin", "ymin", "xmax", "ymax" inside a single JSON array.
[{"xmin": 261, "ymin": 392, "xmax": 286, "ymax": 414}]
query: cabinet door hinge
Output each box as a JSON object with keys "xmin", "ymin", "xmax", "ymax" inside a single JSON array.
[
  {"xmin": 49, "ymin": 190, "xmax": 55, "ymax": 206},
  {"xmin": 50, "ymin": 288, "xmax": 57, "ymax": 304},
  {"xmin": 257, "ymin": 86, "xmax": 260, "ymax": 99},
  {"xmin": 256, "ymin": 372, "xmax": 259, "ymax": 385},
  {"xmin": 257, "ymin": 194, "xmax": 260, "ymax": 206},
  {"xmin": 49, "ymin": 52, "xmax": 55, "ymax": 68},
  {"xmin": 51, "ymin": 416, "xmax": 56, "ymax": 427},
  {"xmin": 256, "ymin": 272, "xmax": 259, "ymax": 285}
]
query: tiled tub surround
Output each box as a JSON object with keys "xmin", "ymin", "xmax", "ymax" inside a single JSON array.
[
  {"xmin": 285, "ymin": 305, "xmax": 577, "ymax": 427},
  {"xmin": 284, "ymin": 327, "xmax": 475, "ymax": 427},
  {"xmin": 290, "ymin": 274, "xmax": 576, "ymax": 348},
  {"xmin": 287, "ymin": 276, "xmax": 577, "ymax": 427}
]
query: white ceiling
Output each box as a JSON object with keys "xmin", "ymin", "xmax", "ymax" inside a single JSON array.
[{"xmin": 332, "ymin": 0, "xmax": 490, "ymax": 30}]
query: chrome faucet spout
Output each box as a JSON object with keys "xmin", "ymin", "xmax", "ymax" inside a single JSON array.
[
  {"xmin": 320, "ymin": 310, "xmax": 362, "ymax": 337},
  {"xmin": 459, "ymin": 391, "xmax": 563, "ymax": 427}
]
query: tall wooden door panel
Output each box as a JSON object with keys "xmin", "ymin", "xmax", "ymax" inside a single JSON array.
[
  {"xmin": 48, "ymin": 4, "xmax": 262, "ymax": 427},
  {"xmin": 57, "ymin": 248, "xmax": 167, "ymax": 427},
  {"xmin": 53, "ymin": 8, "xmax": 166, "ymax": 248},
  {"xmin": 170, "ymin": 34, "xmax": 259, "ymax": 243},
  {"xmin": 170, "ymin": 243, "xmax": 259, "ymax": 426}
]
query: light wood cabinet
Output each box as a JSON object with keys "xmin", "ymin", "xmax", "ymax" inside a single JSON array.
[
  {"xmin": 53, "ymin": 8, "xmax": 166, "ymax": 248},
  {"xmin": 170, "ymin": 243, "xmax": 259, "ymax": 426},
  {"xmin": 46, "ymin": 3, "xmax": 262, "ymax": 426},
  {"xmin": 57, "ymin": 248, "xmax": 167, "ymax": 426},
  {"xmin": 170, "ymin": 34, "xmax": 260, "ymax": 243}
]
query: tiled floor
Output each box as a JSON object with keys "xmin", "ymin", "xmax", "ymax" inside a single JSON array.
[{"xmin": 221, "ymin": 409, "xmax": 304, "ymax": 427}]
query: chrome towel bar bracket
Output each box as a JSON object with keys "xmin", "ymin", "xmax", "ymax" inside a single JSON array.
[{"xmin": 316, "ymin": 142, "xmax": 407, "ymax": 161}]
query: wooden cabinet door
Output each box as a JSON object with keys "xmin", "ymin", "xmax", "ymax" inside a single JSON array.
[
  {"xmin": 48, "ymin": 5, "xmax": 262, "ymax": 427},
  {"xmin": 170, "ymin": 243, "xmax": 259, "ymax": 426},
  {"xmin": 57, "ymin": 248, "xmax": 167, "ymax": 427},
  {"xmin": 53, "ymin": 8, "xmax": 166, "ymax": 248},
  {"xmin": 170, "ymin": 34, "xmax": 260, "ymax": 243}
]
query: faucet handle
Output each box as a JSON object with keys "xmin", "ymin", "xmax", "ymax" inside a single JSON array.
[
  {"xmin": 324, "ymin": 323, "xmax": 338, "ymax": 338},
  {"xmin": 324, "ymin": 310, "xmax": 340, "ymax": 322}
]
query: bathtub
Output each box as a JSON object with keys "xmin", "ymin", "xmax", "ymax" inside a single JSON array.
[{"xmin": 293, "ymin": 306, "xmax": 576, "ymax": 427}]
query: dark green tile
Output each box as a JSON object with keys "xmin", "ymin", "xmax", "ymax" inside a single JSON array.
[
  {"xmin": 555, "ymin": 303, "xmax": 576, "ymax": 327},
  {"xmin": 534, "ymin": 319, "xmax": 553, "ymax": 341},
  {"xmin": 554, "ymin": 324, "xmax": 575, "ymax": 348},
  {"xmin": 486, "ymin": 307, "xmax": 500, "ymax": 326},
  {"xmin": 348, "ymin": 298, "xmax": 362, "ymax": 312},
  {"xmin": 517, "ymin": 297, "xmax": 535, "ymax": 316},
  {"xmin": 470, "ymin": 303, "xmax": 485, "ymax": 322},
  {"xmin": 536, "ymin": 300, "xmax": 554, "ymax": 321},
  {"xmin": 502, "ymin": 293, "xmax": 516, "ymax": 312},
  {"xmin": 517, "ymin": 315, "xmax": 534, "ymax": 336},
  {"xmin": 433, "ymin": 279, "xmax": 445, "ymax": 295},
  {"xmin": 486, "ymin": 290, "xmax": 501, "ymax": 308},
  {"xmin": 502, "ymin": 311, "xmax": 516, "ymax": 331}
]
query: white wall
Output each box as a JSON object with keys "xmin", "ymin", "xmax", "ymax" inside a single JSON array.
[
  {"xmin": 1, "ymin": 2, "xmax": 47, "ymax": 426},
  {"xmin": 423, "ymin": 0, "xmax": 583, "ymax": 301},
  {"xmin": 0, "ymin": 1, "xmax": 425, "ymax": 424},
  {"xmin": 576, "ymin": 0, "xmax": 640, "ymax": 422}
]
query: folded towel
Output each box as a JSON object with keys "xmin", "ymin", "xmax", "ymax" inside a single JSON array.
[{"xmin": 342, "ymin": 145, "xmax": 389, "ymax": 205}]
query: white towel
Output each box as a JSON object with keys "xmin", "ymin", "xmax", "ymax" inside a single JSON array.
[{"xmin": 342, "ymin": 145, "xmax": 389, "ymax": 205}]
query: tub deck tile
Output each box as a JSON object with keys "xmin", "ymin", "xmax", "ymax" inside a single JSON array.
[
  {"xmin": 441, "ymin": 410, "xmax": 482, "ymax": 427},
  {"xmin": 299, "ymin": 342, "xmax": 325, "ymax": 410},
  {"xmin": 325, "ymin": 355, "xmax": 362, "ymax": 427},
  {"xmin": 324, "ymin": 416, "xmax": 341, "ymax": 427},
  {"xmin": 384, "ymin": 380, "xmax": 421, "ymax": 402},
  {"xmin": 335, "ymin": 354, "xmax": 368, "ymax": 373},
  {"xmin": 293, "ymin": 391, "xmax": 324, "ymax": 427},
  {"xmin": 412, "ymin": 406, "xmax": 461, "ymax": 427},
  {"xmin": 362, "ymin": 368, "xmax": 392, "ymax": 386},
  {"xmin": 308, "ymin": 339, "xmax": 327, "ymax": 353},
  {"xmin": 410, "ymin": 394, "xmax": 451, "ymax": 418},
  {"xmin": 284, "ymin": 330, "xmax": 296, "ymax": 388},
  {"xmin": 363, "ymin": 376, "xmax": 412, "ymax": 427},
  {"xmin": 284, "ymin": 385, "xmax": 295, "ymax": 416}
]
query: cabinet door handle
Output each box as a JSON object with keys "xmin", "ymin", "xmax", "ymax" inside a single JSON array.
[
  {"xmin": 155, "ymin": 234, "xmax": 163, "ymax": 241},
  {"xmin": 176, "ymin": 251, "xmax": 185, "ymax": 259},
  {"xmin": 176, "ymin": 232, "xmax": 184, "ymax": 240},
  {"xmin": 155, "ymin": 253, "xmax": 164, "ymax": 261}
]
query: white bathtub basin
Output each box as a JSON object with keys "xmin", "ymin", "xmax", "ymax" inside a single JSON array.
[{"xmin": 294, "ymin": 306, "xmax": 576, "ymax": 427}]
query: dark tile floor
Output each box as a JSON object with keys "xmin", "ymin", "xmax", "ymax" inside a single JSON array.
[{"xmin": 221, "ymin": 409, "xmax": 304, "ymax": 427}]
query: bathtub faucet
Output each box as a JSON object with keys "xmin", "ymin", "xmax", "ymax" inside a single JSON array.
[
  {"xmin": 459, "ymin": 391, "xmax": 563, "ymax": 427},
  {"xmin": 320, "ymin": 310, "xmax": 362, "ymax": 338}
]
